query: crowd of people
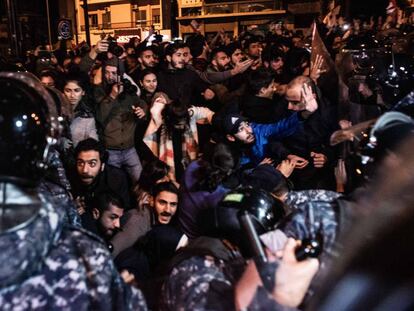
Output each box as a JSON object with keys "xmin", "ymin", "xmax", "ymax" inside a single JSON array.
[{"xmin": 1, "ymin": 5, "xmax": 414, "ymax": 310}]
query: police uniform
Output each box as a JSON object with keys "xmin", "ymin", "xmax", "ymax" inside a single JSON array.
[
  {"xmin": 160, "ymin": 235, "xmax": 292, "ymax": 311},
  {"xmin": 285, "ymin": 190, "xmax": 342, "ymax": 213},
  {"xmin": 0, "ymin": 192, "xmax": 147, "ymax": 311},
  {"xmin": 161, "ymin": 252, "xmax": 294, "ymax": 311}
]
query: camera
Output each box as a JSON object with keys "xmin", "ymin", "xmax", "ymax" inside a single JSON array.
[
  {"xmin": 295, "ymin": 238, "xmax": 322, "ymax": 261},
  {"xmin": 117, "ymin": 78, "xmax": 138, "ymax": 100},
  {"xmin": 107, "ymin": 36, "xmax": 124, "ymax": 58},
  {"xmin": 38, "ymin": 50, "xmax": 52, "ymax": 63}
]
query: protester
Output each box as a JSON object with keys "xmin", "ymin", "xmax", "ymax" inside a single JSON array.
[
  {"xmin": 69, "ymin": 138, "xmax": 132, "ymax": 213},
  {"xmin": 62, "ymin": 71, "xmax": 99, "ymax": 147},
  {"xmin": 1, "ymin": 3, "xmax": 414, "ymax": 308}
]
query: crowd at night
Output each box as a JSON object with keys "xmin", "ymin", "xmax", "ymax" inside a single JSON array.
[{"xmin": 0, "ymin": 0, "xmax": 414, "ymax": 310}]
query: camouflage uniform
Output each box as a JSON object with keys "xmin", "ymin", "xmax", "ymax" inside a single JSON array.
[
  {"xmin": 0, "ymin": 192, "xmax": 147, "ymax": 311},
  {"xmin": 285, "ymin": 190, "xmax": 341, "ymax": 213},
  {"xmin": 161, "ymin": 255, "xmax": 238, "ymax": 311},
  {"xmin": 281, "ymin": 194, "xmax": 359, "ymax": 303},
  {"xmin": 39, "ymin": 147, "xmax": 82, "ymax": 227},
  {"xmin": 160, "ymin": 238, "xmax": 289, "ymax": 311},
  {"xmin": 38, "ymin": 181, "xmax": 81, "ymax": 227},
  {"xmin": 282, "ymin": 189, "xmax": 343, "ymax": 258}
]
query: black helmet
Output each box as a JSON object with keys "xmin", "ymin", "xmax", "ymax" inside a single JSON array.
[
  {"xmin": 369, "ymin": 111, "xmax": 414, "ymax": 161},
  {"xmin": 0, "ymin": 72, "xmax": 61, "ymax": 185},
  {"xmin": 200, "ymin": 187, "xmax": 285, "ymax": 256},
  {"xmin": 342, "ymin": 35, "xmax": 384, "ymax": 76}
]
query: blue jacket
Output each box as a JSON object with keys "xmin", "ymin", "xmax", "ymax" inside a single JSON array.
[{"xmin": 241, "ymin": 112, "xmax": 302, "ymax": 166}]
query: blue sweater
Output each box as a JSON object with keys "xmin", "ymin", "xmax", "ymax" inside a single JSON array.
[{"xmin": 241, "ymin": 112, "xmax": 302, "ymax": 166}]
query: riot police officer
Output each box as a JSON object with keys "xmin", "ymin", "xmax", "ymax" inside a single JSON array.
[{"xmin": 0, "ymin": 72, "xmax": 147, "ymax": 310}]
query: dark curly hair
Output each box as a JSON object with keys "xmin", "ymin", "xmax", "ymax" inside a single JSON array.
[
  {"xmin": 162, "ymin": 100, "xmax": 190, "ymax": 137},
  {"xmin": 137, "ymin": 159, "xmax": 170, "ymax": 193},
  {"xmin": 194, "ymin": 143, "xmax": 239, "ymax": 192}
]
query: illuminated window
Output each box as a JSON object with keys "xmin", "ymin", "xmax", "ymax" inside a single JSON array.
[
  {"xmin": 152, "ymin": 8, "xmax": 161, "ymax": 24},
  {"xmin": 103, "ymin": 10, "xmax": 111, "ymax": 29},
  {"xmin": 89, "ymin": 14, "xmax": 98, "ymax": 27}
]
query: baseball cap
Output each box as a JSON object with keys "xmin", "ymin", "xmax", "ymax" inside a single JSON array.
[{"xmin": 222, "ymin": 113, "xmax": 248, "ymax": 135}]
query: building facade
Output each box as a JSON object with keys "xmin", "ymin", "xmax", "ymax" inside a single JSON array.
[
  {"xmin": 0, "ymin": 0, "xmax": 60, "ymax": 57},
  {"xmin": 74, "ymin": 0, "xmax": 172, "ymax": 45},
  {"xmin": 176, "ymin": 0, "xmax": 287, "ymax": 39}
]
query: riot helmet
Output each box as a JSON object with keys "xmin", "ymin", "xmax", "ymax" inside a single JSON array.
[
  {"xmin": 201, "ymin": 187, "xmax": 285, "ymax": 257},
  {"xmin": 342, "ymin": 35, "xmax": 383, "ymax": 76},
  {"xmin": 0, "ymin": 72, "xmax": 60, "ymax": 185},
  {"xmin": 367, "ymin": 111, "xmax": 414, "ymax": 161}
]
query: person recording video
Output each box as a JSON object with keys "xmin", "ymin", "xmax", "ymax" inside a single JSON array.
[{"xmin": 78, "ymin": 35, "xmax": 148, "ymax": 185}]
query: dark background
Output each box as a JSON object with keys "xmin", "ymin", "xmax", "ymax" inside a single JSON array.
[{"xmin": 348, "ymin": 0, "xmax": 389, "ymax": 18}]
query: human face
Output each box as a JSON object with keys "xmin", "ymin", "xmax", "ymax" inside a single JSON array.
[
  {"xmin": 63, "ymin": 58, "xmax": 72, "ymax": 70},
  {"xmin": 139, "ymin": 50, "xmax": 156, "ymax": 68},
  {"xmin": 96, "ymin": 203, "xmax": 124, "ymax": 238},
  {"xmin": 213, "ymin": 51, "xmax": 230, "ymax": 71},
  {"xmin": 76, "ymin": 150, "xmax": 103, "ymax": 185},
  {"xmin": 247, "ymin": 42, "xmax": 262, "ymax": 59},
  {"xmin": 285, "ymin": 88, "xmax": 306, "ymax": 111},
  {"xmin": 259, "ymin": 80, "xmax": 276, "ymax": 99},
  {"xmin": 168, "ymin": 48, "xmax": 186, "ymax": 69},
  {"xmin": 292, "ymin": 37, "xmax": 303, "ymax": 48},
  {"xmin": 233, "ymin": 121, "xmax": 255, "ymax": 144},
  {"xmin": 231, "ymin": 48, "xmax": 244, "ymax": 65},
  {"xmin": 126, "ymin": 56, "xmax": 138, "ymax": 70},
  {"xmin": 40, "ymin": 76, "xmax": 55, "ymax": 88},
  {"xmin": 153, "ymin": 191, "xmax": 178, "ymax": 224},
  {"xmin": 183, "ymin": 46, "xmax": 192, "ymax": 65},
  {"xmin": 126, "ymin": 47, "xmax": 136, "ymax": 55},
  {"xmin": 270, "ymin": 57, "xmax": 284, "ymax": 74},
  {"xmin": 141, "ymin": 73, "xmax": 157, "ymax": 94},
  {"xmin": 64, "ymin": 81, "xmax": 85, "ymax": 107},
  {"xmin": 104, "ymin": 65, "xmax": 118, "ymax": 84}
]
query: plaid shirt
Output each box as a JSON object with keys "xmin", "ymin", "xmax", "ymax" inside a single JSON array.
[{"xmin": 144, "ymin": 104, "xmax": 214, "ymax": 181}]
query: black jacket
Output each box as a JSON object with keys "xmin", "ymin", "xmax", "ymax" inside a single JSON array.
[
  {"xmin": 69, "ymin": 164, "xmax": 131, "ymax": 210},
  {"xmin": 157, "ymin": 67, "xmax": 208, "ymax": 107},
  {"xmin": 274, "ymin": 90, "xmax": 339, "ymax": 190},
  {"xmin": 241, "ymin": 94, "xmax": 287, "ymax": 124}
]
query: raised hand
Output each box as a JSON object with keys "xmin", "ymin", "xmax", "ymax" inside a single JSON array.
[
  {"xmin": 310, "ymin": 54, "xmax": 326, "ymax": 82},
  {"xmin": 302, "ymin": 82, "xmax": 318, "ymax": 113},
  {"xmin": 231, "ymin": 58, "xmax": 254, "ymax": 76}
]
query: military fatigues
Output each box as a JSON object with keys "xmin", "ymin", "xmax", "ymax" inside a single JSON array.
[
  {"xmin": 161, "ymin": 255, "xmax": 238, "ymax": 311},
  {"xmin": 0, "ymin": 192, "xmax": 147, "ymax": 311},
  {"xmin": 160, "ymin": 238, "xmax": 290, "ymax": 311},
  {"xmin": 281, "ymin": 193, "xmax": 356, "ymax": 304},
  {"xmin": 40, "ymin": 147, "xmax": 82, "ymax": 227},
  {"xmin": 38, "ymin": 181, "xmax": 81, "ymax": 227},
  {"xmin": 285, "ymin": 190, "xmax": 342, "ymax": 213}
]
